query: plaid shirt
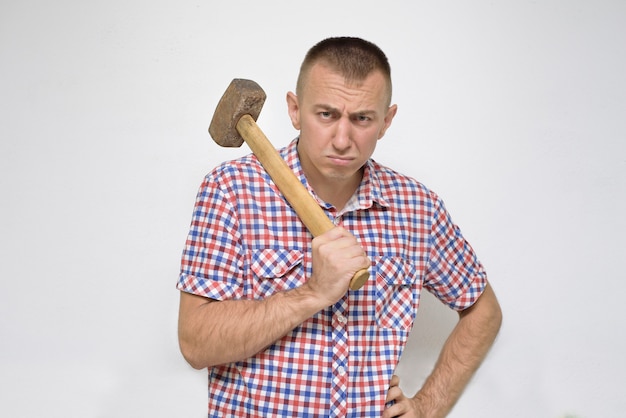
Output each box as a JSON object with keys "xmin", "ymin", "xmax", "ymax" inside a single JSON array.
[{"xmin": 178, "ymin": 138, "xmax": 487, "ymax": 417}]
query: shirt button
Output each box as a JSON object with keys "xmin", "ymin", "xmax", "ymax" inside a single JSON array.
[
  {"xmin": 337, "ymin": 365, "xmax": 346, "ymax": 376},
  {"xmin": 337, "ymin": 314, "xmax": 347, "ymax": 324},
  {"xmin": 333, "ymin": 216, "xmax": 341, "ymax": 226}
]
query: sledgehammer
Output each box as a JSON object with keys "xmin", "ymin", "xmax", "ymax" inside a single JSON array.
[{"xmin": 208, "ymin": 79, "xmax": 370, "ymax": 291}]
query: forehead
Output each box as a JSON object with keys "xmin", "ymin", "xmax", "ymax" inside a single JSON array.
[{"xmin": 301, "ymin": 63, "xmax": 389, "ymax": 108}]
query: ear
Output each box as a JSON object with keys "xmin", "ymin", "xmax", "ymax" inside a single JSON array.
[
  {"xmin": 377, "ymin": 104, "xmax": 398, "ymax": 139},
  {"xmin": 286, "ymin": 91, "xmax": 301, "ymax": 130}
]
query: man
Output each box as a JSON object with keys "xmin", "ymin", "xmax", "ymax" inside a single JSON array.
[{"xmin": 177, "ymin": 37, "xmax": 502, "ymax": 417}]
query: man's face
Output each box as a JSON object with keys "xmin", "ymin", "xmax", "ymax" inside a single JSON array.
[{"xmin": 287, "ymin": 63, "xmax": 397, "ymax": 192}]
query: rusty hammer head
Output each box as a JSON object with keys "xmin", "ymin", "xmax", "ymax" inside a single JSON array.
[{"xmin": 208, "ymin": 79, "xmax": 267, "ymax": 147}]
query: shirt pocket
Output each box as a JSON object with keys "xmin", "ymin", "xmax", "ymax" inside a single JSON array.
[
  {"xmin": 250, "ymin": 249, "xmax": 305, "ymax": 298},
  {"xmin": 375, "ymin": 256, "xmax": 422, "ymax": 331}
]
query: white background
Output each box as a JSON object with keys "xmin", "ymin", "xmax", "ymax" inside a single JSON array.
[{"xmin": 1, "ymin": 1, "xmax": 624, "ymax": 417}]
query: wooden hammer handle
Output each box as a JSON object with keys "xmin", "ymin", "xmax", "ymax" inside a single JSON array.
[{"xmin": 236, "ymin": 114, "xmax": 370, "ymax": 290}]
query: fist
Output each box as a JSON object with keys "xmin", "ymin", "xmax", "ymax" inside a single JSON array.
[{"xmin": 308, "ymin": 227, "xmax": 370, "ymax": 303}]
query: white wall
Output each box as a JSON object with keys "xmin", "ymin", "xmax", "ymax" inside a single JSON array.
[{"xmin": 1, "ymin": 1, "xmax": 624, "ymax": 417}]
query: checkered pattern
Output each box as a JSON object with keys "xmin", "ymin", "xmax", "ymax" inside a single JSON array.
[{"xmin": 178, "ymin": 138, "xmax": 487, "ymax": 417}]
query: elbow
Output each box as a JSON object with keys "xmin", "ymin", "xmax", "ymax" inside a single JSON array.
[
  {"xmin": 487, "ymin": 284, "xmax": 503, "ymax": 332},
  {"xmin": 494, "ymin": 301, "xmax": 503, "ymax": 330},
  {"xmin": 484, "ymin": 286, "xmax": 503, "ymax": 339},
  {"xmin": 178, "ymin": 334, "xmax": 214, "ymax": 370},
  {"xmin": 462, "ymin": 282, "xmax": 503, "ymax": 337},
  {"xmin": 489, "ymin": 302, "xmax": 503, "ymax": 339},
  {"xmin": 177, "ymin": 292, "xmax": 219, "ymax": 370},
  {"xmin": 186, "ymin": 358, "xmax": 208, "ymax": 371},
  {"xmin": 179, "ymin": 340, "xmax": 210, "ymax": 370}
]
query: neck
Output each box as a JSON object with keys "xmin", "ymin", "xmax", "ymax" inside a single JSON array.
[{"xmin": 308, "ymin": 168, "xmax": 363, "ymax": 211}]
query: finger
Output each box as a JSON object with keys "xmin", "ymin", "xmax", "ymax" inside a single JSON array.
[
  {"xmin": 382, "ymin": 401, "xmax": 405, "ymax": 418},
  {"xmin": 319, "ymin": 225, "xmax": 352, "ymax": 241},
  {"xmin": 385, "ymin": 375, "xmax": 402, "ymax": 404},
  {"xmin": 385, "ymin": 385, "xmax": 402, "ymax": 403},
  {"xmin": 317, "ymin": 232, "xmax": 368, "ymax": 261}
]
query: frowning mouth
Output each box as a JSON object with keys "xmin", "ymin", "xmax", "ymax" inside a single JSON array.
[{"xmin": 327, "ymin": 155, "xmax": 355, "ymax": 166}]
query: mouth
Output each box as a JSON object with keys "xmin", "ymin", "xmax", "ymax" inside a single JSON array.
[{"xmin": 327, "ymin": 155, "xmax": 355, "ymax": 166}]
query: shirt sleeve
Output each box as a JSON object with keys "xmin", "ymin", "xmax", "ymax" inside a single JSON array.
[
  {"xmin": 176, "ymin": 173, "xmax": 245, "ymax": 301},
  {"xmin": 424, "ymin": 192, "xmax": 487, "ymax": 311}
]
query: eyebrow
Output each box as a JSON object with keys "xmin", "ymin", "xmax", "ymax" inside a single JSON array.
[{"xmin": 314, "ymin": 104, "xmax": 378, "ymax": 117}]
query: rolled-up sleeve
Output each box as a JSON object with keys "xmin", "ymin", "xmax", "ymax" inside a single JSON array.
[
  {"xmin": 177, "ymin": 173, "xmax": 244, "ymax": 301},
  {"xmin": 424, "ymin": 193, "xmax": 487, "ymax": 311}
]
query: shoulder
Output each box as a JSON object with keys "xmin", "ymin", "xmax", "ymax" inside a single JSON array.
[
  {"xmin": 202, "ymin": 153, "xmax": 265, "ymax": 187},
  {"xmin": 369, "ymin": 159, "xmax": 440, "ymax": 206},
  {"xmin": 190, "ymin": 153, "xmax": 268, "ymax": 208}
]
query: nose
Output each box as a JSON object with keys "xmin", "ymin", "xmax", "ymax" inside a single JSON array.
[{"xmin": 331, "ymin": 117, "xmax": 352, "ymax": 151}]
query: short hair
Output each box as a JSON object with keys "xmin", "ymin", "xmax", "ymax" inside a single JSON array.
[{"xmin": 296, "ymin": 37, "xmax": 392, "ymax": 105}]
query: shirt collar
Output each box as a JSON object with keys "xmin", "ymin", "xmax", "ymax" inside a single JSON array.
[{"xmin": 282, "ymin": 138, "xmax": 391, "ymax": 212}]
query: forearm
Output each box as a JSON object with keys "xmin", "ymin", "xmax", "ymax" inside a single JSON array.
[
  {"xmin": 178, "ymin": 286, "xmax": 325, "ymax": 369},
  {"xmin": 413, "ymin": 284, "xmax": 502, "ymax": 417},
  {"xmin": 178, "ymin": 227, "xmax": 370, "ymax": 369}
]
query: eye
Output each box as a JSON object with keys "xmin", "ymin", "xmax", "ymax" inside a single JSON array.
[
  {"xmin": 318, "ymin": 111, "xmax": 336, "ymax": 120},
  {"xmin": 354, "ymin": 114, "xmax": 372, "ymax": 123}
]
